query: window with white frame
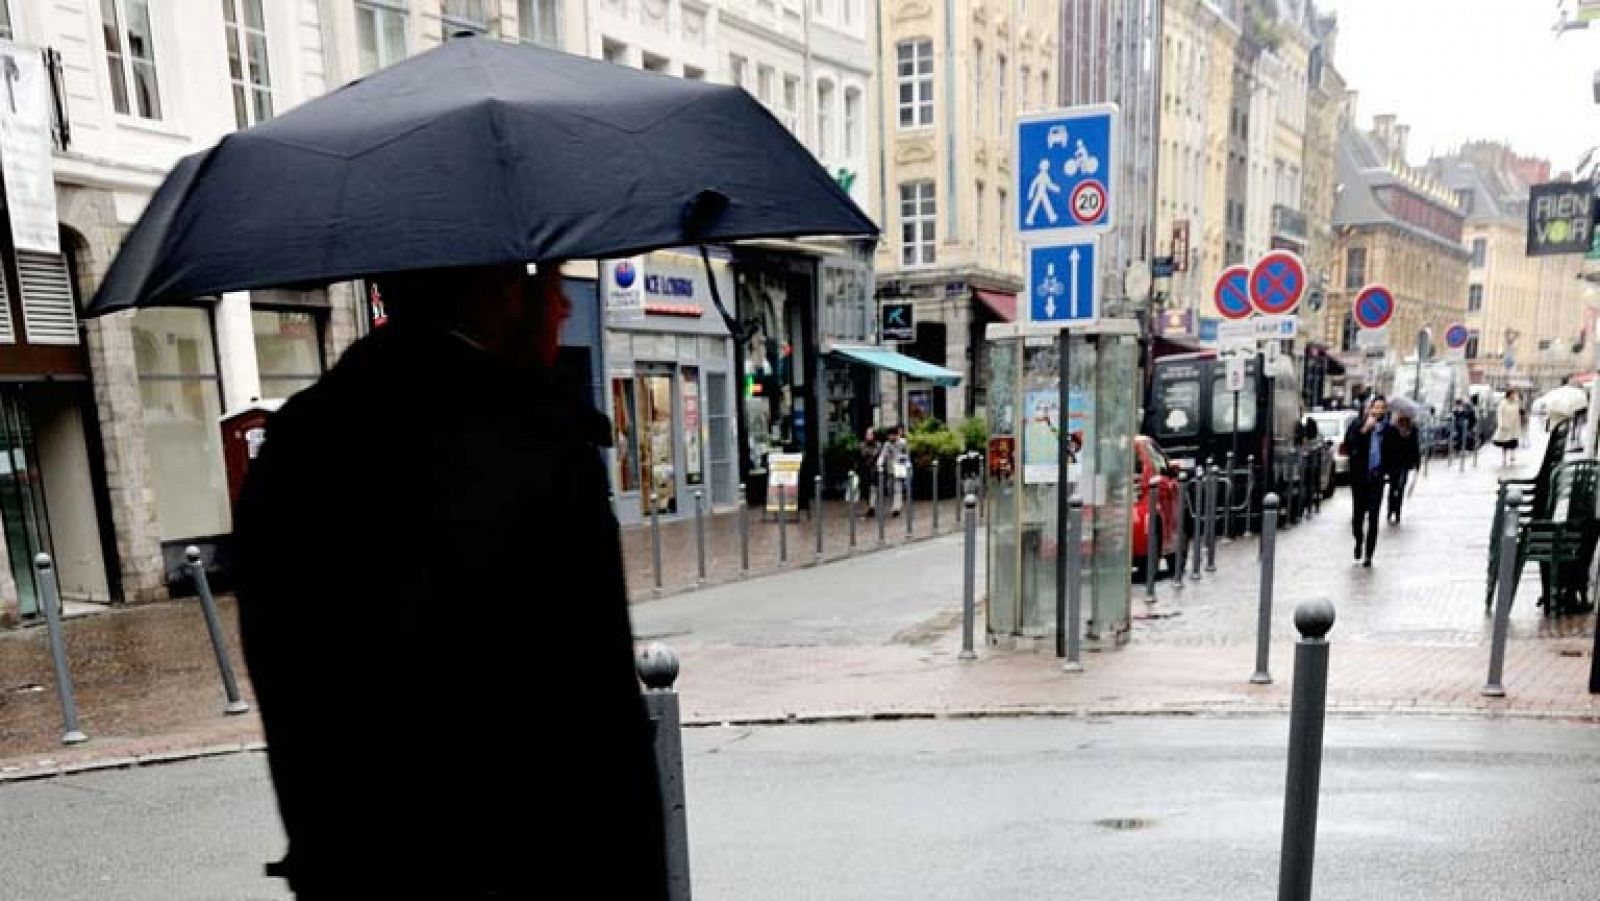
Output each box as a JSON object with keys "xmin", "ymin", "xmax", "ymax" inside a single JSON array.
[
  {"xmin": 355, "ymin": 0, "xmax": 408, "ymax": 74},
  {"xmin": 519, "ymin": 0, "xmax": 561, "ymax": 48},
  {"xmin": 844, "ymin": 87, "xmax": 861, "ymax": 158},
  {"xmin": 996, "ymin": 53, "xmax": 1007, "ymax": 135},
  {"xmin": 896, "ymin": 40, "xmax": 933, "ymax": 128},
  {"xmin": 1040, "ymin": 70, "xmax": 1049, "ymax": 106},
  {"xmin": 900, "ymin": 181, "xmax": 936, "ymax": 266},
  {"xmin": 603, "ymin": 38, "xmax": 628, "ymax": 65},
  {"xmin": 816, "ymin": 79, "xmax": 834, "ymax": 159},
  {"xmin": 971, "ymin": 40, "xmax": 982, "ymax": 137},
  {"xmin": 683, "ymin": 65, "xmax": 705, "ymax": 81},
  {"xmin": 729, "ymin": 53, "xmax": 747, "ymax": 88},
  {"xmin": 441, "ymin": 0, "xmax": 490, "ymax": 36},
  {"xmin": 0, "ymin": 2, "xmax": 12, "ymax": 40},
  {"xmin": 758, "ymin": 65, "xmax": 775, "ymax": 105},
  {"xmin": 102, "ymin": 0, "xmax": 162, "ymax": 119},
  {"xmin": 782, "ymin": 75, "xmax": 799, "ymax": 132},
  {"xmin": 1019, "ymin": 64, "xmax": 1030, "ymax": 111},
  {"xmin": 843, "ymin": 0, "xmax": 855, "ymax": 28},
  {"xmin": 975, "ymin": 181, "xmax": 986, "ymax": 254},
  {"xmin": 222, "ymin": 0, "xmax": 273, "ymax": 129},
  {"xmin": 997, "ymin": 187, "xmax": 1007, "ymax": 251}
]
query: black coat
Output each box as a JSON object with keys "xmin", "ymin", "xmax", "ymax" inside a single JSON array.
[
  {"xmin": 235, "ymin": 322, "xmax": 666, "ymax": 898},
  {"xmin": 1343, "ymin": 417, "xmax": 1409, "ymax": 481}
]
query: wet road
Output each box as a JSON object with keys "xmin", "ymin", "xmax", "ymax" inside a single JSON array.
[{"xmin": 2, "ymin": 716, "xmax": 1597, "ymax": 899}]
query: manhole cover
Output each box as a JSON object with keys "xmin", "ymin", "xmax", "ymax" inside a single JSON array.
[{"xmin": 1094, "ymin": 817, "xmax": 1156, "ymax": 831}]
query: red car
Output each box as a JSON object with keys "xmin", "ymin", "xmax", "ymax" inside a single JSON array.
[{"xmin": 1132, "ymin": 435, "xmax": 1181, "ymax": 579}]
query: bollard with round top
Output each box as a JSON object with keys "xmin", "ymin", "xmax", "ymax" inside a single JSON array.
[
  {"xmin": 637, "ymin": 641, "xmax": 681, "ymax": 691},
  {"xmin": 636, "ymin": 642, "xmax": 690, "ymax": 900},
  {"xmin": 1278, "ymin": 599, "xmax": 1336, "ymax": 901},
  {"xmin": 1484, "ymin": 487, "xmax": 1520, "ymax": 697},
  {"xmin": 185, "ymin": 546, "xmax": 250, "ymax": 715},
  {"xmin": 960, "ymin": 494, "xmax": 978, "ymax": 661},
  {"xmin": 1251, "ymin": 493, "xmax": 1281, "ymax": 685},
  {"xmin": 33, "ymin": 554, "xmax": 87, "ymax": 745}
]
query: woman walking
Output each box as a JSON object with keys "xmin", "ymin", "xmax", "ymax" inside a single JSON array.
[
  {"xmin": 1493, "ymin": 390, "xmax": 1523, "ymax": 466},
  {"xmin": 1387, "ymin": 414, "xmax": 1422, "ymax": 525}
]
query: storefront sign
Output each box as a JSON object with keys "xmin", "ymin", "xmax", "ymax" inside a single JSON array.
[
  {"xmin": 0, "ymin": 41, "xmax": 59, "ymax": 254},
  {"xmin": 765, "ymin": 452, "xmax": 803, "ymax": 516},
  {"xmin": 882, "ymin": 302, "xmax": 914, "ymax": 342},
  {"xmin": 1526, "ymin": 181, "xmax": 1594, "ymax": 256},
  {"xmin": 605, "ymin": 258, "xmax": 645, "ymax": 322},
  {"xmin": 1171, "ymin": 220, "xmax": 1190, "ymax": 272}
]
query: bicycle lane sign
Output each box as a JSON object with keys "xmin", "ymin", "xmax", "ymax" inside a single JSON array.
[{"xmin": 1016, "ymin": 104, "xmax": 1118, "ymax": 239}]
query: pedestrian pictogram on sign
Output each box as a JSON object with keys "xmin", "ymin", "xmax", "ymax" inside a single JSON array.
[
  {"xmin": 1248, "ymin": 250, "xmax": 1306, "ymax": 316},
  {"xmin": 1213, "ymin": 265, "xmax": 1252, "ymax": 320},
  {"xmin": 1352, "ymin": 284, "xmax": 1395, "ymax": 330},
  {"xmin": 1026, "ymin": 239, "xmax": 1099, "ymax": 326},
  {"xmin": 1016, "ymin": 104, "xmax": 1118, "ymax": 237}
]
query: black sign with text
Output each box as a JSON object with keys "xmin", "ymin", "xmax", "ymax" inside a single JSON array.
[
  {"xmin": 1527, "ymin": 181, "xmax": 1595, "ymax": 256},
  {"xmin": 881, "ymin": 302, "xmax": 915, "ymax": 342}
]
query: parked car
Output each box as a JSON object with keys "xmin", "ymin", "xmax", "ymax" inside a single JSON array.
[
  {"xmin": 1132, "ymin": 435, "xmax": 1181, "ymax": 580},
  {"xmin": 1309, "ymin": 410, "xmax": 1356, "ymax": 490}
]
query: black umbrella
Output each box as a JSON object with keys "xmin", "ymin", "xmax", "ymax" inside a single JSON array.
[{"xmin": 86, "ymin": 35, "xmax": 876, "ymax": 316}]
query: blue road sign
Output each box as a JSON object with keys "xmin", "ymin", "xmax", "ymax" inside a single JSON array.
[
  {"xmin": 1353, "ymin": 284, "xmax": 1395, "ymax": 330},
  {"xmin": 1016, "ymin": 104, "xmax": 1118, "ymax": 237},
  {"xmin": 1213, "ymin": 265, "xmax": 1252, "ymax": 320},
  {"xmin": 1026, "ymin": 240, "xmax": 1099, "ymax": 326}
]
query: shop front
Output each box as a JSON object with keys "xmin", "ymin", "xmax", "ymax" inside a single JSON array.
[{"xmin": 603, "ymin": 251, "xmax": 738, "ymax": 527}]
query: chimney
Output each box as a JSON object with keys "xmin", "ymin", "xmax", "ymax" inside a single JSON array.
[
  {"xmin": 1372, "ymin": 114, "xmax": 1396, "ymax": 149},
  {"xmin": 1395, "ymin": 124, "xmax": 1410, "ymax": 163}
]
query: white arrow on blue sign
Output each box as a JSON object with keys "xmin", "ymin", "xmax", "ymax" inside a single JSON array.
[
  {"xmin": 1016, "ymin": 104, "xmax": 1119, "ymax": 238},
  {"xmin": 1026, "ymin": 239, "xmax": 1100, "ymax": 326}
]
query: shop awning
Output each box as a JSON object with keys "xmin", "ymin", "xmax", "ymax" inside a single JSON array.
[
  {"xmin": 974, "ymin": 289, "xmax": 1017, "ymax": 322},
  {"xmin": 830, "ymin": 345, "xmax": 963, "ymax": 386}
]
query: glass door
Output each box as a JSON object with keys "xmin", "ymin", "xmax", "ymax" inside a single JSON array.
[
  {"xmin": 638, "ymin": 369, "xmax": 678, "ymax": 515},
  {"xmin": 706, "ymin": 372, "xmax": 734, "ymax": 506},
  {"xmin": 0, "ymin": 386, "xmax": 54, "ymax": 617}
]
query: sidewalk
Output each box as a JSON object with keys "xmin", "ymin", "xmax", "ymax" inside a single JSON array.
[{"xmin": 2, "ymin": 438, "xmax": 1596, "ymax": 782}]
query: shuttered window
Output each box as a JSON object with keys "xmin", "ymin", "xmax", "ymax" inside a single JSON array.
[
  {"xmin": 18, "ymin": 251, "xmax": 78, "ymax": 346},
  {"xmin": 0, "ymin": 265, "xmax": 14, "ymax": 343}
]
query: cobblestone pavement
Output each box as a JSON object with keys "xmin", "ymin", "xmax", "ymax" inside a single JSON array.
[{"xmin": 2, "ymin": 439, "xmax": 1595, "ymax": 781}]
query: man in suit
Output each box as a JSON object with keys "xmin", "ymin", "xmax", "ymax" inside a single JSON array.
[{"xmin": 1344, "ymin": 396, "xmax": 1403, "ymax": 567}]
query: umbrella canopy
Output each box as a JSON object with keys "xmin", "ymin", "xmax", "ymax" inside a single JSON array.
[
  {"xmin": 1538, "ymin": 384, "xmax": 1589, "ymax": 420},
  {"xmin": 1385, "ymin": 395, "xmax": 1424, "ymax": 421},
  {"xmin": 87, "ymin": 36, "xmax": 876, "ymax": 316}
]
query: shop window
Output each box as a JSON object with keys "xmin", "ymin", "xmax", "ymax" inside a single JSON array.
[
  {"xmin": 134, "ymin": 307, "xmax": 230, "ymax": 540},
  {"xmin": 639, "ymin": 372, "xmax": 676, "ymax": 514},
  {"xmin": 356, "ymin": 0, "xmax": 408, "ymax": 75},
  {"xmin": 222, "ymin": 0, "xmax": 273, "ymax": 129},
  {"xmin": 682, "ymin": 366, "xmax": 705, "ymax": 487},
  {"xmin": 102, "ymin": 0, "xmax": 163, "ymax": 119},
  {"xmin": 253, "ymin": 307, "xmax": 326, "ymax": 399},
  {"xmin": 610, "ymin": 377, "xmax": 641, "ymax": 493}
]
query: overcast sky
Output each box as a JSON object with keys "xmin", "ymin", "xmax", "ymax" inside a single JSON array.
[{"xmin": 1320, "ymin": 0, "xmax": 1600, "ymax": 174}]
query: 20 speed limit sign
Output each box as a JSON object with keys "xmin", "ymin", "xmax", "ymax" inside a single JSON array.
[{"xmin": 1070, "ymin": 180, "xmax": 1107, "ymax": 226}]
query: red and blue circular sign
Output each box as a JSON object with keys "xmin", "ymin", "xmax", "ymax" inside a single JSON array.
[
  {"xmin": 1249, "ymin": 250, "xmax": 1306, "ymax": 316},
  {"xmin": 1353, "ymin": 284, "xmax": 1395, "ymax": 330},
  {"xmin": 1445, "ymin": 323, "xmax": 1470, "ymax": 350},
  {"xmin": 1213, "ymin": 265, "xmax": 1253, "ymax": 320},
  {"xmin": 613, "ymin": 260, "xmax": 637, "ymax": 288}
]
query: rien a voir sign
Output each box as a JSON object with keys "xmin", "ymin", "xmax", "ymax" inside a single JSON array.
[{"xmin": 1527, "ymin": 181, "xmax": 1595, "ymax": 257}]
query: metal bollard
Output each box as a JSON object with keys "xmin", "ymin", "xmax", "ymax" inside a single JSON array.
[
  {"xmin": 1206, "ymin": 461, "xmax": 1219, "ymax": 573},
  {"xmin": 932, "ymin": 459, "xmax": 941, "ymax": 533},
  {"xmin": 1063, "ymin": 497, "xmax": 1085, "ymax": 673},
  {"xmin": 185, "ymin": 547, "xmax": 250, "ymax": 715},
  {"xmin": 848, "ymin": 472, "xmax": 858, "ymax": 550},
  {"xmin": 1484, "ymin": 487, "xmax": 1520, "ymax": 697},
  {"xmin": 1245, "ymin": 454, "xmax": 1257, "ymax": 536},
  {"xmin": 1173, "ymin": 472, "xmax": 1188, "ymax": 594},
  {"xmin": 637, "ymin": 644, "xmax": 691, "ymax": 901},
  {"xmin": 1251, "ymin": 494, "xmax": 1280, "ymax": 685},
  {"xmin": 737, "ymin": 486, "xmax": 749, "ymax": 576},
  {"xmin": 905, "ymin": 468, "xmax": 915, "ymax": 538},
  {"xmin": 1145, "ymin": 475, "xmax": 1159, "ymax": 603},
  {"xmin": 960, "ymin": 494, "xmax": 978, "ymax": 661},
  {"xmin": 650, "ymin": 492, "xmax": 664, "ymax": 596},
  {"xmin": 34, "ymin": 554, "xmax": 87, "ymax": 745},
  {"xmin": 1190, "ymin": 468, "xmax": 1204, "ymax": 579},
  {"xmin": 778, "ymin": 482, "xmax": 789, "ymax": 564},
  {"xmin": 814, "ymin": 475, "xmax": 825, "ymax": 563},
  {"xmin": 878, "ymin": 470, "xmax": 888, "ymax": 547},
  {"xmin": 1223, "ymin": 451, "xmax": 1236, "ymax": 541},
  {"xmin": 1277, "ymin": 600, "xmax": 1337, "ymax": 901},
  {"xmin": 694, "ymin": 490, "xmax": 707, "ymax": 584}
]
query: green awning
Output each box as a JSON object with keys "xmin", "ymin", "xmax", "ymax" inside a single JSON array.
[{"xmin": 830, "ymin": 345, "xmax": 963, "ymax": 386}]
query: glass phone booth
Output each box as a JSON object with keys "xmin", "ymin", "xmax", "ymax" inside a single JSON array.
[{"xmin": 983, "ymin": 320, "xmax": 1139, "ymax": 650}]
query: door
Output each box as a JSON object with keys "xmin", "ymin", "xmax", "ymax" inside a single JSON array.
[
  {"xmin": 638, "ymin": 368, "xmax": 678, "ymax": 515},
  {"xmin": 0, "ymin": 386, "xmax": 55, "ymax": 617},
  {"xmin": 705, "ymin": 371, "xmax": 734, "ymax": 506}
]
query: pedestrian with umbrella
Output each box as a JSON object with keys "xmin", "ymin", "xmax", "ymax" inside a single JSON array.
[{"xmin": 86, "ymin": 37, "xmax": 875, "ymax": 900}]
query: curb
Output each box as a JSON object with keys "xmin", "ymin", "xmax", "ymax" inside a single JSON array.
[{"xmin": 0, "ymin": 740, "xmax": 268, "ymax": 786}]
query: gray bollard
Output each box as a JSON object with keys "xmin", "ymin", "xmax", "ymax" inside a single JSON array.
[
  {"xmin": 1278, "ymin": 600, "xmax": 1337, "ymax": 901},
  {"xmin": 1251, "ymin": 494, "xmax": 1281, "ymax": 685},
  {"xmin": 638, "ymin": 643, "xmax": 691, "ymax": 901},
  {"xmin": 737, "ymin": 487, "xmax": 750, "ymax": 576},
  {"xmin": 1064, "ymin": 497, "xmax": 1085, "ymax": 673},
  {"xmin": 1245, "ymin": 454, "xmax": 1257, "ymax": 536},
  {"xmin": 1173, "ymin": 472, "xmax": 1188, "ymax": 594},
  {"xmin": 1484, "ymin": 487, "xmax": 1520, "ymax": 697},
  {"xmin": 184, "ymin": 547, "xmax": 250, "ymax": 715},
  {"xmin": 1145, "ymin": 475, "xmax": 1160, "ymax": 603},
  {"xmin": 848, "ymin": 472, "xmax": 858, "ymax": 550},
  {"xmin": 878, "ymin": 470, "xmax": 888, "ymax": 547},
  {"xmin": 33, "ymin": 554, "xmax": 87, "ymax": 745},
  {"xmin": 905, "ymin": 468, "xmax": 915, "ymax": 538},
  {"xmin": 650, "ymin": 492, "xmax": 664, "ymax": 596},
  {"xmin": 814, "ymin": 475, "xmax": 824, "ymax": 563},
  {"xmin": 1191, "ymin": 467, "xmax": 1204, "ymax": 579},
  {"xmin": 778, "ymin": 482, "xmax": 789, "ymax": 564},
  {"xmin": 1206, "ymin": 461, "xmax": 1219, "ymax": 573},
  {"xmin": 1224, "ymin": 451, "xmax": 1236, "ymax": 541},
  {"xmin": 960, "ymin": 494, "xmax": 978, "ymax": 661},
  {"xmin": 932, "ymin": 459, "xmax": 941, "ymax": 533},
  {"xmin": 694, "ymin": 490, "xmax": 707, "ymax": 584}
]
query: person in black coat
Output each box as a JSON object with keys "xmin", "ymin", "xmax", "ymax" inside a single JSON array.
[
  {"xmin": 1343, "ymin": 396, "xmax": 1405, "ymax": 566},
  {"xmin": 1386, "ymin": 414, "xmax": 1423, "ymax": 524},
  {"xmin": 234, "ymin": 264, "xmax": 667, "ymax": 899}
]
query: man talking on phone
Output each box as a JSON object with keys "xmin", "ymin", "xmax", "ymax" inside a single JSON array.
[{"xmin": 1344, "ymin": 396, "xmax": 1402, "ymax": 567}]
